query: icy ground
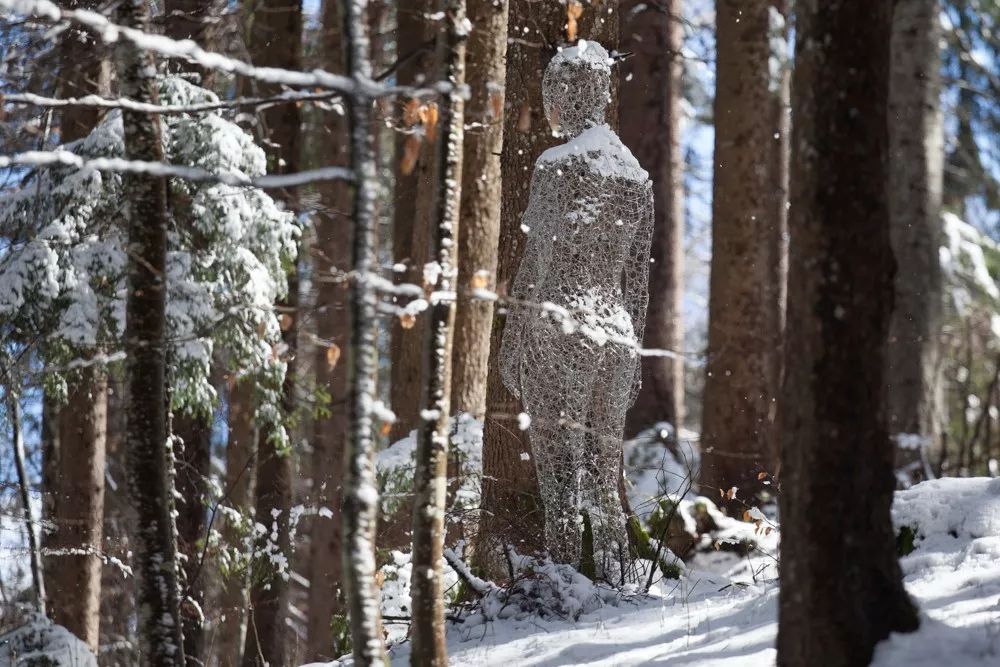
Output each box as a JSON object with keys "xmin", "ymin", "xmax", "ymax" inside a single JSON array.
[{"xmin": 315, "ymin": 476, "xmax": 1000, "ymax": 666}]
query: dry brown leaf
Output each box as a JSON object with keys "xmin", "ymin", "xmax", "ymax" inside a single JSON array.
[
  {"xmin": 517, "ymin": 103, "xmax": 532, "ymax": 133},
  {"xmin": 325, "ymin": 343, "xmax": 341, "ymax": 371},
  {"xmin": 399, "ymin": 312, "xmax": 417, "ymax": 329},
  {"xmin": 380, "ymin": 422, "xmax": 392, "ymax": 437},
  {"xmin": 726, "ymin": 486, "xmax": 738, "ymax": 500},
  {"xmin": 719, "ymin": 488, "xmax": 725, "ymax": 498},
  {"xmin": 375, "ymin": 569, "xmax": 385, "ymax": 588},
  {"xmin": 400, "ymin": 134, "xmax": 422, "ymax": 176},
  {"xmin": 471, "ymin": 270, "xmax": 490, "ymax": 290},
  {"xmin": 421, "ymin": 102, "xmax": 440, "ymax": 143},
  {"xmin": 742, "ymin": 510, "xmax": 752, "ymax": 522},
  {"xmin": 402, "ymin": 97, "xmax": 421, "ymax": 126},
  {"xmin": 757, "ymin": 471, "xmax": 768, "ymax": 481},
  {"xmin": 279, "ymin": 313, "xmax": 294, "ymax": 331},
  {"xmin": 566, "ymin": 0, "xmax": 584, "ymax": 42}
]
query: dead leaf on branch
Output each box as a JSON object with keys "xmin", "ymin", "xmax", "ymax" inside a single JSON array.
[
  {"xmin": 567, "ymin": 1, "xmax": 584, "ymax": 42},
  {"xmin": 399, "ymin": 312, "xmax": 417, "ymax": 330},
  {"xmin": 325, "ymin": 343, "xmax": 341, "ymax": 371}
]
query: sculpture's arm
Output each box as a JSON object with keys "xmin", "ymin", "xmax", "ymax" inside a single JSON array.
[
  {"xmin": 500, "ymin": 165, "xmax": 554, "ymax": 398},
  {"xmin": 624, "ymin": 179, "xmax": 654, "ymax": 406}
]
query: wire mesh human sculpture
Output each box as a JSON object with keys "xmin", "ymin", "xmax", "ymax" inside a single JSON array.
[{"xmin": 500, "ymin": 41, "xmax": 654, "ymax": 574}]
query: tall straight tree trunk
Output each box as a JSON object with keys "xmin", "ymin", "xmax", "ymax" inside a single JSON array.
[
  {"xmin": 242, "ymin": 2, "xmax": 302, "ymax": 665},
  {"xmin": 43, "ymin": 1, "xmax": 110, "ymax": 650},
  {"xmin": 476, "ymin": 0, "xmax": 617, "ymax": 575},
  {"xmin": 886, "ymin": 0, "xmax": 944, "ymax": 481},
  {"xmin": 389, "ymin": 0, "xmax": 441, "ymax": 442},
  {"xmin": 777, "ymin": 0, "xmax": 920, "ymax": 663},
  {"xmin": 217, "ymin": 378, "xmax": 257, "ymax": 667},
  {"xmin": 762, "ymin": 0, "xmax": 791, "ymax": 470},
  {"xmin": 699, "ymin": 0, "xmax": 773, "ymax": 504},
  {"xmin": 410, "ymin": 2, "xmax": 466, "ymax": 663},
  {"xmin": 117, "ymin": 0, "xmax": 185, "ymax": 663},
  {"xmin": 304, "ymin": 0, "xmax": 352, "ymax": 661},
  {"xmin": 343, "ymin": 1, "xmax": 387, "ymax": 663},
  {"xmin": 450, "ymin": 0, "xmax": 508, "ymax": 418},
  {"xmin": 621, "ymin": 0, "xmax": 686, "ymax": 438}
]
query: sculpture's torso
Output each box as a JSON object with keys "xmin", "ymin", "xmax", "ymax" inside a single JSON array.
[{"xmin": 529, "ymin": 124, "xmax": 650, "ymax": 340}]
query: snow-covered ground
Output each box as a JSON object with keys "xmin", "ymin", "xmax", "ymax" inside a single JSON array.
[{"xmin": 315, "ymin": 477, "xmax": 1000, "ymax": 666}]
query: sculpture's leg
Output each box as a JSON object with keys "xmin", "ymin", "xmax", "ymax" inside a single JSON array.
[
  {"xmin": 583, "ymin": 347, "xmax": 635, "ymax": 580},
  {"xmin": 521, "ymin": 334, "xmax": 594, "ymax": 566}
]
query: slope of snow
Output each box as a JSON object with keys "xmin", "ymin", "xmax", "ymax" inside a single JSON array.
[{"xmin": 311, "ymin": 477, "xmax": 1000, "ymax": 666}]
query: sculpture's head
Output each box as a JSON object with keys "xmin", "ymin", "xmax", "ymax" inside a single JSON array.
[{"xmin": 543, "ymin": 40, "xmax": 612, "ymax": 138}]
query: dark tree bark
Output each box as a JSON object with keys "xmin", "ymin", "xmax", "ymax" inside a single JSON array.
[
  {"xmin": 621, "ymin": 0, "xmax": 686, "ymax": 438},
  {"xmin": 304, "ymin": 0, "xmax": 352, "ymax": 661},
  {"xmin": 410, "ymin": 1, "xmax": 466, "ymax": 663},
  {"xmin": 42, "ymin": 1, "xmax": 111, "ymax": 649},
  {"xmin": 117, "ymin": 0, "xmax": 185, "ymax": 663},
  {"xmin": 699, "ymin": 0, "xmax": 774, "ymax": 504},
  {"xmin": 343, "ymin": 1, "xmax": 387, "ymax": 662},
  {"xmin": 886, "ymin": 0, "xmax": 944, "ymax": 480},
  {"xmin": 476, "ymin": 0, "xmax": 617, "ymax": 575},
  {"xmin": 762, "ymin": 0, "xmax": 791, "ymax": 470},
  {"xmin": 388, "ymin": 0, "xmax": 442, "ymax": 443},
  {"xmin": 241, "ymin": 2, "xmax": 302, "ymax": 666},
  {"xmin": 164, "ymin": 0, "xmax": 224, "ymax": 85},
  {"xmin": 777, "ymin": 0, "xmax": 920, "ymax": 663},
  {"xmin": 450, "ymin": 0, "xmax": 509, "ymax": 419}
]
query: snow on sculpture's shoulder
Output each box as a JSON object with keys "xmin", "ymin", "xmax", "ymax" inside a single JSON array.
[{"xmin": 537, "ymin": 124, "xmax": 648, "ymax": 182}]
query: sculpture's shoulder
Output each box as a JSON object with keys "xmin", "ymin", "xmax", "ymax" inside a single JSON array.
[{"xmin": 537, "ymin": 124, "xmax": 649, "ymax": 184}]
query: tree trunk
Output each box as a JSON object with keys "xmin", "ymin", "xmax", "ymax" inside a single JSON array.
[
  {"xmin": 762, "ymin": 0, "xmax": 791, "ymax": 473},
  {"xmin": 449, "ymin": 0, "xmax": 508, "ymax": 419},
  {"xmin": 476, "ymin": 0, "xmax": 617, "ymax": 576},
  {"xmin": 48, "ymin": 367, "xmax": 108, "ymax": 651},
  {"xmin": 241, "ymin": 2, "xmax": 302, "ymax": 665},
  {"xmin": 174, "ymin": 411, "xmax": 212, "ymax": 663},
  {"xmin": 777, "ymin": 1, "xmax": 920, "ymax": 663},
  {"xmin": 216, "ymin": 378, "xmax": 257, "ymax": 667},
  {"xmin": 117, "ymin": 0, "xmax": 185, "ymax": 663},
  {"xmin": 343, "ymin": 1, "xmax": 388, "ymax": 663},
  {"xmin": 43, "ymin": 1, "xmax": 110, "ymax": 650},
  {"xmin": 389, "ymin": 0, "xmax": 442, "ymax": 442},
  {"xmin": 164, "ymin": 0, "xmax": 223, "ymax": 86},
  {"xmin": 621, "ymin": 0, "xmax": 686, "ymax": 438},
  {"xmin": 886, "ymin": 0, "xmax": 944, "ymax": 482},
  {"xmin": 304, "ymin": 0, "xmax": 352, "ymax": 661},
  {"xmin": 410, "ymin": 2, "xmax": 466, "ymax": 663},
  {"xmin": 699, "ymin": 0, "xmax": 773, "ymax": 505}
]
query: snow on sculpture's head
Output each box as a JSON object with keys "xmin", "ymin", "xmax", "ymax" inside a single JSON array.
[{"xmin": 543, "ymin": 40, "xmax": 612, "ymax": 138}]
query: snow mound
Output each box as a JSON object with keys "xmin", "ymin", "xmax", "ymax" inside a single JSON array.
[
  {"xmin": 893, "ymin": 477, "xmax": 1000, "ymax": 543},
  {"xmin": 0, "ymin": 617, "xmax": 97, "ymax": 666}
]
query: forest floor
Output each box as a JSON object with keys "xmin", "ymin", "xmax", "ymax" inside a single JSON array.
[{"xmin": 318, "ymin": 476, "xmax": 1000, "ymax": 666}]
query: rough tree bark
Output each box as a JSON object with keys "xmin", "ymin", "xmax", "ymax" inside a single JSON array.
[
  {"xmin": 389, "ymin": 0, "xmax": 441, "ymax": 442},
  {"xmin": 304, "ymin": 0, "xmax": 352, "ymax": 661},
  {"xmin": 241, "ymin": 1, "xmax": 302, "ymax": 665},
  {"xmin": 343, "ymin": 1, "xmax": 388, "ymax": 663},
  {"xmin": 621, "ymin": 0, "xmax": 686, "ymax": 438},
  {"xmin": 43, "ymin": 1, "xmax": 110, "ymax": 650},
  {"xmin": 117, "ymin": 0, "xmax": 185, "ymax": 663},
  {"xmin": 450, "ymin": 0, "xmax": 508, "ymax": 418},
  {"xmin": 699, "ymin": 0, "xmax": 774, "ymax": 504},
  {"xmin": 410, "ymin": 2, "xmax": 466, "ymax": 663},
  {"xmin": 476, "ymin": 0, "xmax": 617, "ymax": 574},
  {"xmin": 777, "ymin": 0, "xmax": 920, "ymax": 663},
  {"xmin": 762, "ymin": 0, "xmax": 790, "ymax": 470},
  {"xmin": 886, "ymin": 0, "xmax": 944, "ymax": 481}
]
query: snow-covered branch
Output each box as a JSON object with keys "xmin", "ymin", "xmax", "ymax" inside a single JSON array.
[
  {"xmin": 3, "ymin": 89, "xmax": 342, "ymax": 115},
  {"xmin": 0, "ymin": 0, "xmax": 449, "ymax": 99},
  {"xmin": 0, "ymin": 149, "xmax": 354, "ymax": 187}
]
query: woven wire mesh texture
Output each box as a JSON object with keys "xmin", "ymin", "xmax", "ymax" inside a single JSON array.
[{"xmin": 500, "ymin": 41, "xmax": 654, "ymax": 574}]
